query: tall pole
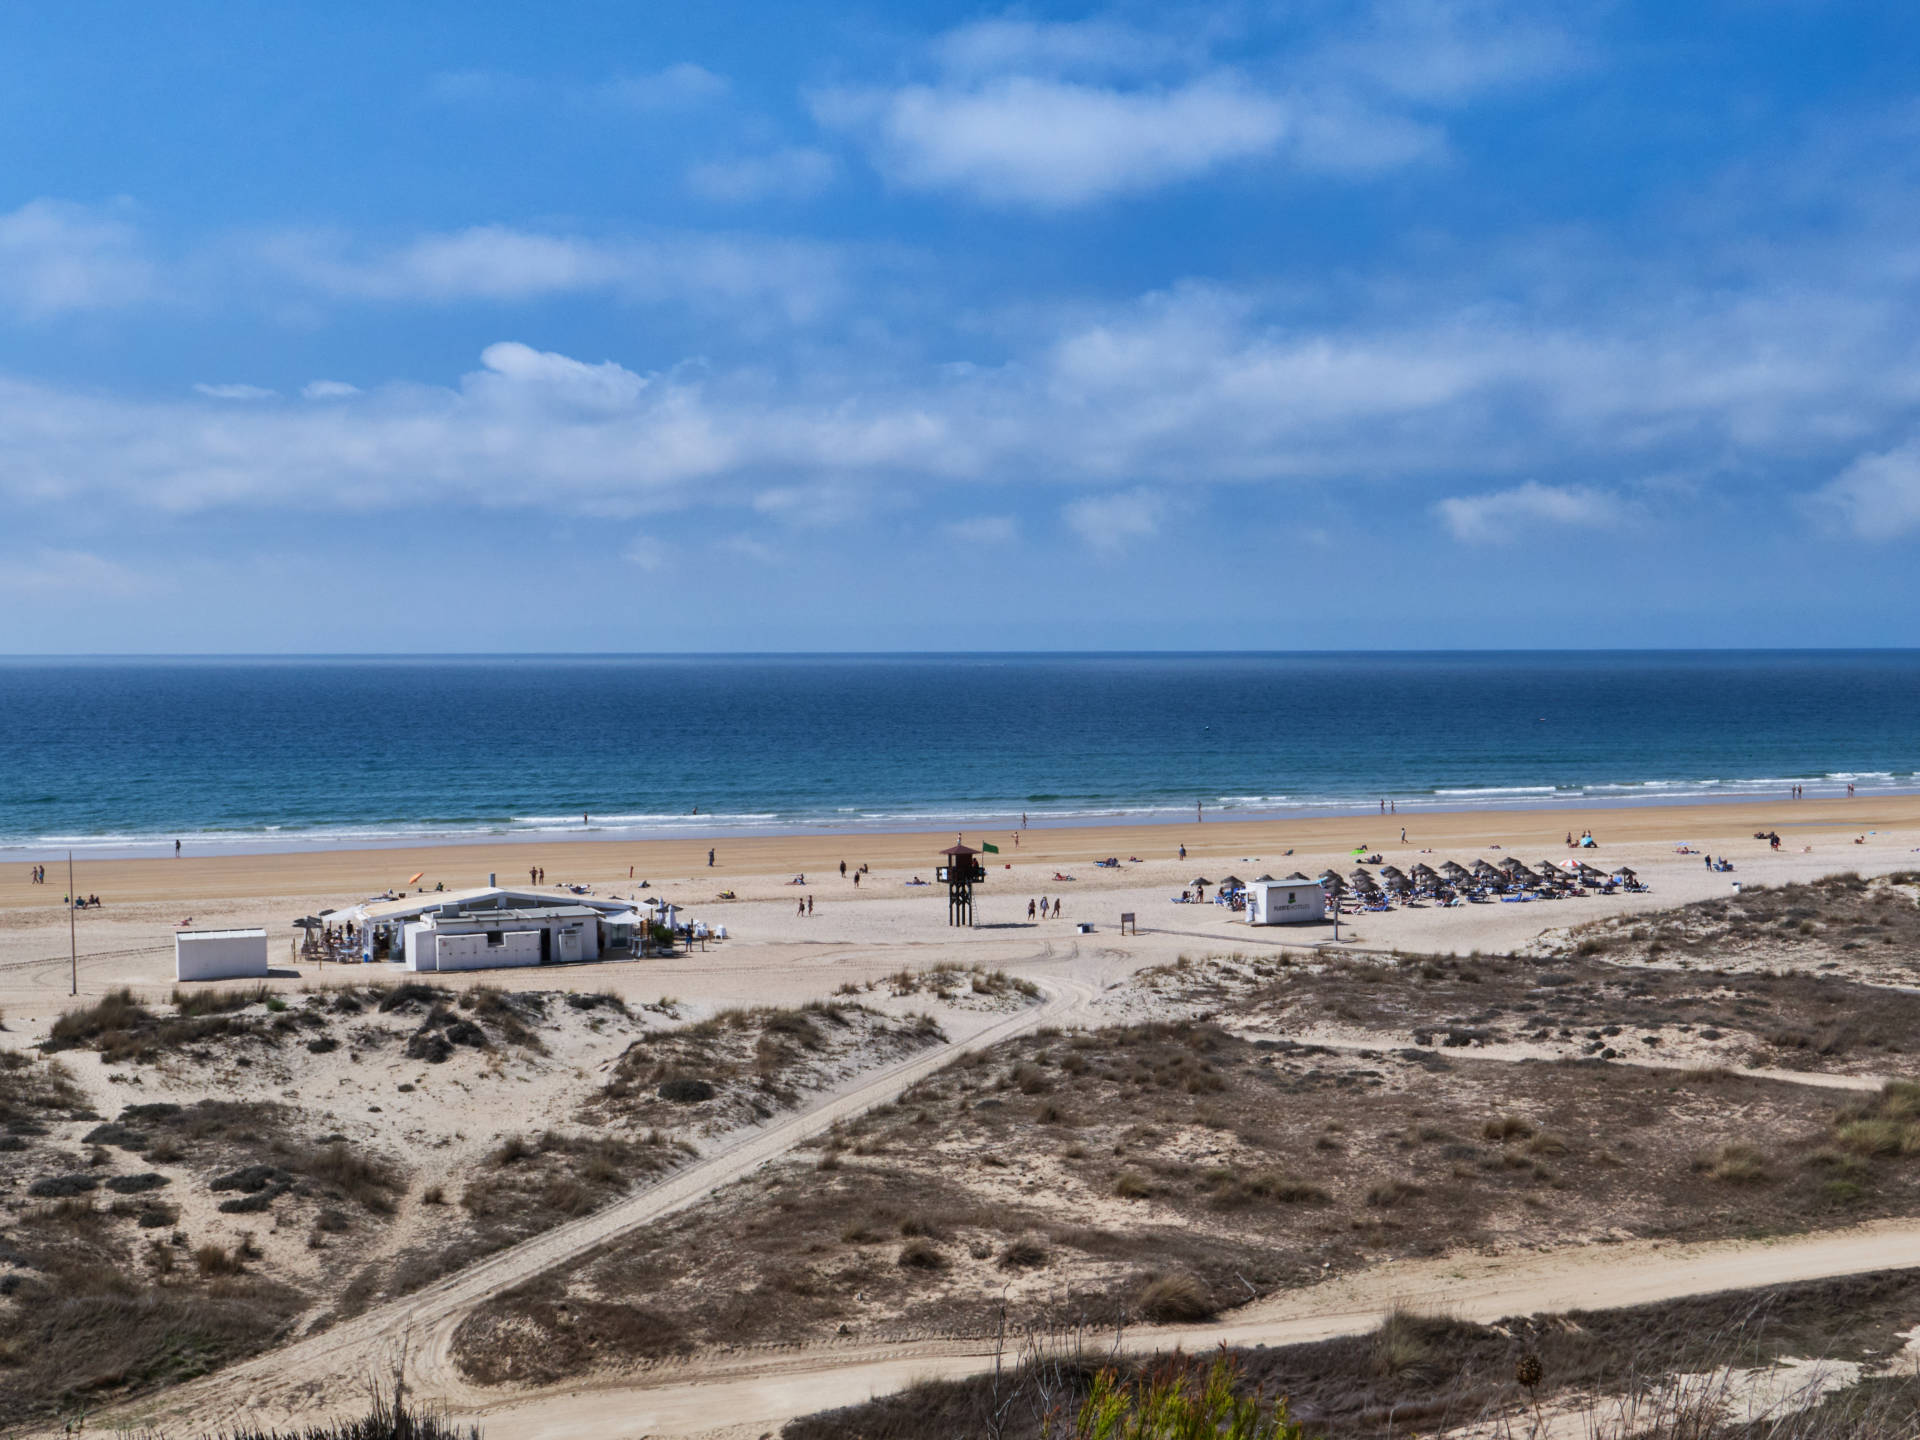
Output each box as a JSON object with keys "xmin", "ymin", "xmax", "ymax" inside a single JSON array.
[{"xmin": 68, "ymin": 850, "xmax": 77, "ymax": 996}]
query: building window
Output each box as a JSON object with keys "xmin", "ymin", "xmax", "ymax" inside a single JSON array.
[{"xmin": 486, "ymin": 930, "xmax": 504, "ymax": 947}]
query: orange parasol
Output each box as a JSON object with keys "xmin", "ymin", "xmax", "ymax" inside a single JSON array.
[{"xmin": 407, "ymin": 872, "xmax": 424, "ymax": 885}]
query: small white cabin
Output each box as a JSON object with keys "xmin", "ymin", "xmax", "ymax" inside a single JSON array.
[
  {"xmin": 1245, "ymin": 876, "xmax": 1324, "ymax": 926},
  {"xmin": 176, "ymin": 928, "xmax": 270, "ymax": 982}
]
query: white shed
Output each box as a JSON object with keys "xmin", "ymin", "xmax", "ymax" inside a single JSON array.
[
  {"xmin": 1245, "ymin": 876, "xmax": 1324, "ymax": 926},
  {"xmin": 175, "ymin": 928, "xmax": 270, "ymax": 982}
]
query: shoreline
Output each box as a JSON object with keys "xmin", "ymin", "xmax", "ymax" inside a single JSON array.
[
  {"xmin": 8, "ymin": 784, "xmax": 1920, "ymax": 864},
  {"xmin": 8, "ymin": 791, "xmax": 1917, "ymax": 912}
]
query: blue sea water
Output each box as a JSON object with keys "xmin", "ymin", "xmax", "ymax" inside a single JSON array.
[{"xmin": 1, "ymin": 653, "xmax": 1916, "ymax": 857}]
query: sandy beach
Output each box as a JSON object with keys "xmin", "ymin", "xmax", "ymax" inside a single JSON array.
[{"xmin": 5, "ymin": 794, "xmax": 1917, "ymax": 1024}]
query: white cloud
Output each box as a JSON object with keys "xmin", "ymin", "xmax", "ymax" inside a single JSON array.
[
  {"xmin": 193, "ymin": 383, "xmax": 277, "ymax": 401},
  {"xmin": 0, "ymin": 547, "xmax": 149, "ymax": 597},
  {"xmin": 301, "ymin": 380, "xmax": 362, "ymax": 400},
  {"xmin": 688, "ymin": 148, "xmax": 837, "ymax": 203},
  {"xmin": 428, "ymin": 63, "xmax": 725, "ymax": 111},
  {"xmin": 818, "ymin": 75, "xmax": 1287, "ymax": 207},
  {"xmin": 593, "ymin": 63, "xmax": 728, "ymax": 110},
  {"xmin": 1327, "ymin": 0, "xmax": 1581, "ymax": 104},
  {"xmin": 0, "ymin": 199, "xmax": 154, "ymax": 317},
  {"xmin": 259, "ymin": 225, "xmax": 848, "ymax": 322},
  {"xmin": 946, "ymin": 514, "xmax": 1018, "ymax": 544},
  {"xmin": 1434, "ymin": 481, "xmax": 1620, "ymax": 543},
  {"xmin": 1815, "ymin": 438, "xmax": 1920, "ymax": 538},
  {"xmin": 931, "ymin": 17, "xmax": 1187, "ymax": 78},
  {"xmin": 1064, "ymin": 487, "xmax": 1163, "ymax": 552}
]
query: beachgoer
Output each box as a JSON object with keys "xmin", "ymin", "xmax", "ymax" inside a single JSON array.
[
  {"xmin": 1400, "ymin": 827, "xmax": 1407, "ymax": 844},
  {"xmin": 1027, "ymin": 899, "xmax": 1036, "ymax": 919},
  {"xmin": 807, "ymin": 894, "xmax": 814, "ymax": 915},
  {"xmin": 1380, "ymin": 800, "xmax": 1386, "ymax": 815},
  {"xmin": 1704, "ymin": 854, "xmax": 1712, "ymax": 869},
  {"xmin": 174, "ymin": 839, "xmax": 180, "ymax": 856},
  {"xmin": 853, "ymin": 872, "xmax": 860, "ymax": 888},
  {"xmin": 1179, "ymin": 843, "xmax": 1187, "ymax": 861},
  {"xmin": 1040, "ymin": 895, "xmax": 1049, "ymax": 917},
  {"xmin": 583, "ymin": 813, "xmax": 588, "ymax": 825},
  {"xmin": 1022, "ymin": 812, "xmax": 1028, "ymax": 829},
  {"xmin": 798, "ymin": 898, "xmax": 805, "ymax": 917},
  {"xmin": 708, "ymin": 849, "xmax": 715, "ymax": 868},
  {"xmin": 840, "ymin": 861, "xmax": 847, "ymax": 877},
  {"xmin": 1053, "ymin": 898, "xmax": 1062, "ymax": 918}
]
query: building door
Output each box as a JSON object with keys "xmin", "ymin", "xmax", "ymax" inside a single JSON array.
[{"xmin": 539, "ymin": 929, "xmax": 551, "ymax": 965}]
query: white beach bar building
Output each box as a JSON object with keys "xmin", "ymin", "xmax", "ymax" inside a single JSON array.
[
  {"xmin": 176, "ymin": 927, "xmax": 271, "ymax": 982},
  {"xmin": 1244, "ymin": 874, "xmax": 1325, "ymax": 926},
  {"xmin": 319, "ymin": 887, "xmax": 642, "ymax": 972}
]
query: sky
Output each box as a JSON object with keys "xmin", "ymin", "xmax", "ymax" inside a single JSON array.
[{"xmin": 4, "ymin": 0, "xmax": 1920, "ymax": 652}]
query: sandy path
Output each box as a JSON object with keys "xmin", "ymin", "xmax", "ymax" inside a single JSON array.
[
  {"xmin": 105, "ymin": 971, "xmax": 1100, "ymax": 1437},
  {"xmin": 460, "ymin": 1220, "xmax": 1920, "ymax": 1440}
]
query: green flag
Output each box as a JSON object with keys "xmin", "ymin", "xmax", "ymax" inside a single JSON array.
[{"xmin": 981, "ymin": 841, "xmax": 999, "ymax": 853}]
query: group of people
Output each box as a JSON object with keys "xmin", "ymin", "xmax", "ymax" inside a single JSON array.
[
  {"xmin": 26, "ymin": 864, "xmax": 49, "ymax": 884},
  {"xmin": 70, "ymin": 893, "xmax": 103, "ymax": 908},
  {"xmin": 1027, "ymin": 896, "xmax": 1064, "ymax": 919},
  {"xmin": 1565, "ymin": 830, "xmax": 1600, "ymax": 848},
  {"xmin": 527, "ymin": 866, "xmax": 547, "ymax": 884},
  {"xmin": 797, "ymin": 894, "xmax": 814, "ymax": 916}
]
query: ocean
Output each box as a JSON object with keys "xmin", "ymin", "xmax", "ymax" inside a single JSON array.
[{"xmin": 2, "ymin": 652, "xmax": 1916, "ymax": 857}]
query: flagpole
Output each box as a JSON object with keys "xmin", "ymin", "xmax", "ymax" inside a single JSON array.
[{"xmin": 68, "ymin": 850, "xmax": 77, "ymax": 996}]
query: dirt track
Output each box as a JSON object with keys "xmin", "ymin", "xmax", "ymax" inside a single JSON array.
[
  {"xmin": 454, "ymin": 1220, "xmax": 1920, "ymax": 1440},
  {"xmin": 99, "ymin": 972, "xmax": 1098, "ymax": 1438}
]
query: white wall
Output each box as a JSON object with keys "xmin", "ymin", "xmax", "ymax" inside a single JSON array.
[
  {"xmin": 435, "ymin": 928, "xmax": 543, "ymax": 971},
  {"xmin": 175, "ymin": 930, "xmax": 270, "ymax": 982},
  {"xmin": 1248, "ymin": 884, "xmax": 1324, "ymax": 925}
]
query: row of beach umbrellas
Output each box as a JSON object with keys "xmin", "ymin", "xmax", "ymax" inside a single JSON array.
[{"xmin": 1318, "ymin": 857, "xmax": 1636, "ymax": 896}]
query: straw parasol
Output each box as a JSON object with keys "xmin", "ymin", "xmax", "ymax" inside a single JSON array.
[
  {"xmin": 1508, "ymin": 862, "xmax": 1540, "ymax": 884},
  {"xmin": 1253, "ymin": 873, "xmax": 1276, "ymax": 883},
  {"xmin": 1190, "ymin": 877, "xmax": 1212, "ymax": 888},
  {"xmin": 1439, "ymin": 860, "xmax": 1471, "ymax": 881},
  {"xmin": 1377, "ymin": 865, "xmax": 1409, "ymax": 891},
  {"xmin": 1318, "ymin": 870, "xmax": 1346, "ymax": 893},
  {"xmin": 1498, "ymin": 856, "xmax": 1526, "ymax": 874},
  {"xmin": 1218, "ymin": 875, "xmax": 1245, "ymax": 891},
  {"xmin": 1348, "ymin": 868, "xmax": 1380, "ymax": 892},
  {"xmin": 1578, "ymin": 862, "xmax": 1607, "ymax": 881},
  {"xmin": 1471, "ymin": 859, "xmax": 1502, "ymax": 878}
]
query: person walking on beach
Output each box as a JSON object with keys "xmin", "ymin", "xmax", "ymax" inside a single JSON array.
[
  {"xmin": 852, "ymin": 871, "xmax": 859, "ymax": 888},
  {"xmin": 708, "ymin": 849, "xmax": 715, "ymax": 868},
  {"xmin": 797, "ymin": 898, "xmax": 805, "ymax": 917},
  {"xmin": 1400, "ymin": 827, "xmax": 1407, "ymax": 844},
  {"xmin": 1053, "ymin": 897, "xmax": 1062, "ymax": 918},
  {"xmin": 1022, "ymin": 812, "xmax": 1028, "ymax": 829},
  {"xmin": 1179, "ymin": 843, "xmax": 1187, "ymax": 860},
  {"xmin": 1028, "ymin": 899, "xmax": 1036, "ymax": 919},
  {"xmin": 174, "ymin": 839, "xmax": 180, "ymax": 856},
  {"xmin": 840, "ymin": 861, "xmax": 847, "ymax": 877},
  {"xmin": 806, "ymin": 894, "xmax": 814, "ymax": 916}
]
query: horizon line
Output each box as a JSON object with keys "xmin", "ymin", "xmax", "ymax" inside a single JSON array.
[{"xmin": 3, "ymin": 646, "xmax": 1920, "ymax": 662}]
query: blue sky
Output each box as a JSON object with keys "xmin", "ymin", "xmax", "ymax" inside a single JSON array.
[{"xmin": 4, "ymin": 1, "xmax": 1920, "ymax": 651}]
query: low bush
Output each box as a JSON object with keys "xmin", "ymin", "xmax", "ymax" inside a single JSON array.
[{"xmin": 1135, "ymin": 1271, "xmax": 1214, "ymax": 1323}]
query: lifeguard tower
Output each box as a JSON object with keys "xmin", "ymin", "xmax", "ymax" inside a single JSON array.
[{"xmin": 937, "ymin": 838, "xmax": 986, "ymax": 928}]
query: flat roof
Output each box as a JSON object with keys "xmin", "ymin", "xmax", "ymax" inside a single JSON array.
[
  {"xmin": 430, "ymin": 905, "xmax": 612, "ymax": 924},
  {"xmin": 176, "ymin": 928, "xmax": 267, "ymax": 940},
  {"xmin": 328, "ymin": 887, "xmax": 637, "ymax": 924}
]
